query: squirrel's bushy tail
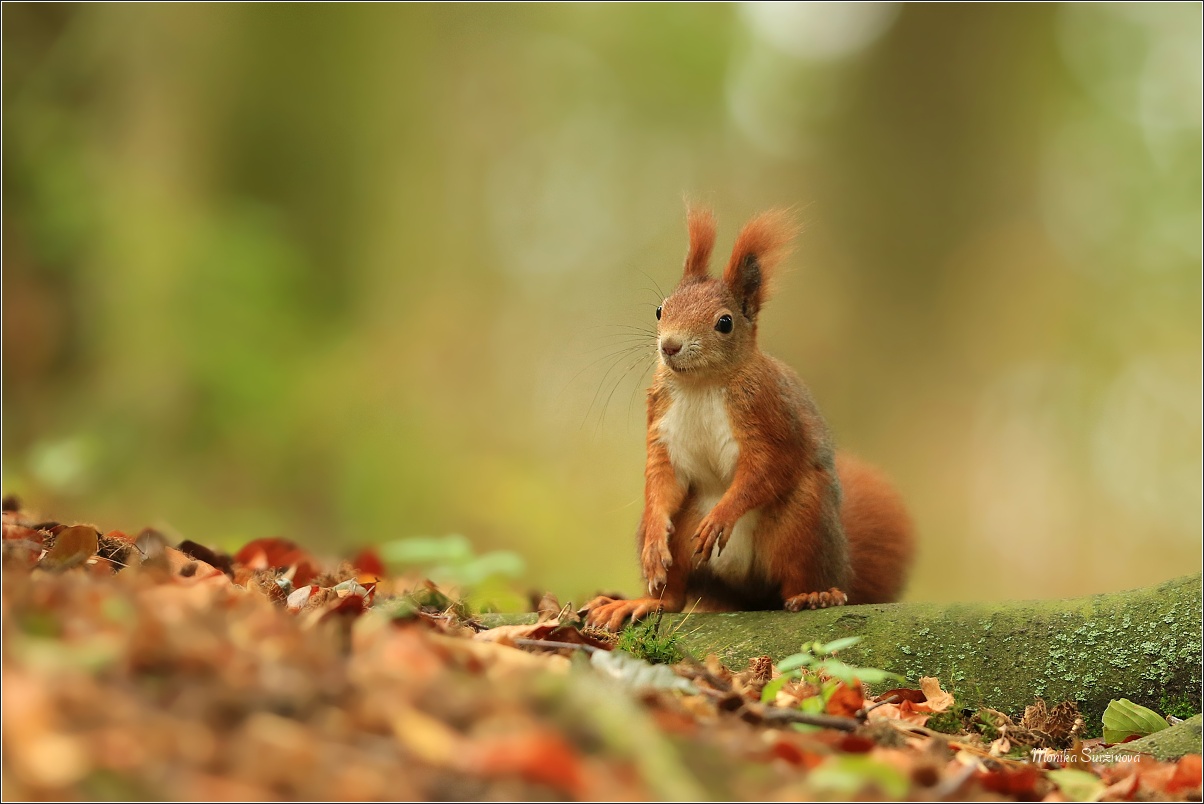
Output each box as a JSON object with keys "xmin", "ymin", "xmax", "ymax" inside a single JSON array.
[{"xmin": 836, "ymin": 453, "xmax": 916, "ymax": 605}]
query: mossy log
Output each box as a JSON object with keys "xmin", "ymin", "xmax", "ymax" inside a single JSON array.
[
  {"xmin": 482, "ymin": 574, "xmax": 1202, "ymax": 734},
  {"xmin": 1097, "ymin": 714, "xmax": 1203, "ymax": 761}
]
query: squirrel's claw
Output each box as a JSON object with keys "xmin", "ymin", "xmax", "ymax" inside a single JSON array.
[
  {"xmin": 784, "ymin": 588, "xmax": 848, "ymax": 611},
  {"xmin": 693, "ymin": 512, "xmax": 731, "ymax": 565},
  {"xmin": 640, "ymin": 515, "xmax": 674, "ymax": 593},
  {"xmin": 641, "ymin": 536, "xmax": 672, "ymax": 593},
  {"xmin": 583, "ymin": 596, "xmax": 664, "ymax": 631}
]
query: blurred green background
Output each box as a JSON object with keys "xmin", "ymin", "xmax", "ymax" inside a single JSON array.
[{"xmin": 3, "ymin": 3, "xmax": 1200, "ymax": 605}]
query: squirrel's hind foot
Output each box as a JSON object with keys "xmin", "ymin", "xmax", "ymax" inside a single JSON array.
[{"xmin": 784, "ymin": 588, "xmax": 848, "ymax": 611}]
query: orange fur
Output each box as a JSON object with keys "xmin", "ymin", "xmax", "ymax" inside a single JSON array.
[
  {"xmin": 583, "ymin": 207, "xmax": 915, "ymax": 629},
  {"xmin": 684, "ymin": 207, "xmax": 716, "ymax": 281},
  {"xmin": 723, "ymin": 208, "xmax": 799, "ymax": 319},
  {"xmin": 836, "ymin": 453, "xmax": 916, "ymax": 604}
]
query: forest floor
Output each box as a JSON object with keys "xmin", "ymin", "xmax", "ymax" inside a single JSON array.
[{"xmin": 2, "ymin": 504, "xmax": 1201, "ymax": 802}]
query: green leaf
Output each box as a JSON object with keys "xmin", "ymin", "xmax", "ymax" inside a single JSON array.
[
  {"xmin": 760, "ymin": 675, "xmax": 790, "ymax": 704},
  {"xmin": 836, "ymin": 664, "xmax": 905, "ymax": 685},
  {"xmin": 431, "ymin": 549, "xmax": 525, "ymax": 585},
  {"xmin": 380, "ymin": 535, "xmax": 474, "ymax": 565},
  {"xmin": 808, "ymin": 755, "xmax": 910, "ymax": 799},
  {"xmin": 799, "ymin": 693, "xmax": 826, "ymax": 714},
  {"xmin": 776, "ymin": 651, "xmax": 816, "ymax": 673},
  {"xmin": 1102, "ymin": 698, "xmax": 1169, "ymax": 744},
  {"xmin": 817, "ymin": 636, "xmax": 863, "ymax": 654},
  {"xmin": 816, "ymin": 658, "xmax": 858, "ymax": 685},
  {"xmin": 1047, "ymin": 769, "xmax": 1105, "ymax": 802}
]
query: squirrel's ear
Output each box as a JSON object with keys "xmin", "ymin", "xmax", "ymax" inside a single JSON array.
[
  {"xmin": 683, "ymin": 207, "xmax": 716, "ymax": 281},
  {"xmin": 723, "ymin": 209, "xmax": 798, "ymax": 319}
]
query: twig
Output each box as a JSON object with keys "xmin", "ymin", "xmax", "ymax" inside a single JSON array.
[
  {"xmin": 514, "ymin": 638, "xmax": 600, "ymax": 654},
  {"xmin": 930, "ymin": 759, "xmax": 979, "ymax": 800},
  {"xmin": 755, "ymin": 706, "xmax": 861, "ymax": 732},
  {"xmin": 856, "ymin": 694, "xmax": 900, "ymax": 719}
]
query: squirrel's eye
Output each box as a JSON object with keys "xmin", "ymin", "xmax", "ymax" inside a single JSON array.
[
  {"xmin": 716, "ymin": 314, "xmax": 733, "ymax": 334},
  {"xmin": 655, "ymin": 305, "xmax": 662, "ymax": 320}
]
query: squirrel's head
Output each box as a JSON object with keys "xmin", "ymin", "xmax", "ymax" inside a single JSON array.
[{"xmin": 655, "ymin": 207, "xmax": 798, "ymax": 382}]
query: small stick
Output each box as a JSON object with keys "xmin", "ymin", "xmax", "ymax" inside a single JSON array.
[
  {"xmin": 930, "ymin": 759, "xmax": 979, "ymax": 800},
  {"xmin": 856, "ymin": 694, "xmax": 900, "ymax": 719},
  {"xmin": 756, "ymin": 707, "xmax": 861, "ymax": 732},
  {"xmin": 514, "ymin": 638, "xmax": 600, "ymax": 654}
]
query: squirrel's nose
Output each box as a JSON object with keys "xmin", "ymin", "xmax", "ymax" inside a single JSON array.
[{"xmin": 660, "ymin": 338, "xmax": 682, "ymax": 357}]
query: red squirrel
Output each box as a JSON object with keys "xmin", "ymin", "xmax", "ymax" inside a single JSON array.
[{"xmin": 584, "ymin": 208, "xmax": 915, "ymax": 631}]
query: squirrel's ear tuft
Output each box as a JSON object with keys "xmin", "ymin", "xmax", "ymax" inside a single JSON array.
[
  {"xmin": 683, "ymin": 207, "xmax": 716, "ymax": 281},
  {"xmin": 724, "ymin": 209, "xmax": 799, "ymax": 319}
]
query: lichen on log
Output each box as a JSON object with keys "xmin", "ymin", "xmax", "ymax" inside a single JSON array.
[
  {"xmin": 481, "ymin": 574, "xmax": 1202, "ymax": 735},
  {"xmin": 661, "ymin": 574, "xmax": 1202, "ymax": 734},
  {"xmin": 1097, "ymin": 714, "xmax": 1203, "ymax": 761}
]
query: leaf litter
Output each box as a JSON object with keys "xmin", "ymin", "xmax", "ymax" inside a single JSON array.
[{"xmin": 2, "ymin": 502, "xmax": 1200, "ymax": 801}]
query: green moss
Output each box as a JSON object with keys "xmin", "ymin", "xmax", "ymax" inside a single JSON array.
[
  {"xmin": 1161, "ymin": 693, "xmax": 1200, "ymax": 721},
  {"xmin": 479, "ymin": 575, "xmax": 1203, "ymax": 737},
  {"xmin": 1097, "ymin": 714, "xmax": 1204, "ymax": 762},
  {"xmin": 616, "ymin": 611, "xmax": 683, "ymax": 665},
  {"xmin": 927, "ymin": 709, "xmax": 964, "ymax": 735},
  {"xmin": 661, "ymin": 574, "xmax": 1202, "ymax": 736}
]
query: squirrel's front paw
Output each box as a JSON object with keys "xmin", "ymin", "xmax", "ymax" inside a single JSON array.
[
  {"xmin": 582, "ymin": 596, "xmax": 664, "ymax": 632},
  {"xmin": 784, "ymin": 588, "xmax": 848, "ymax": 611},
  {"xmin": 641, "ymin": 532, "xmax": 673, "ymax": 594},
  {"xmin": 693, "ymin": 511, "xmax": 733, "ymax": 564}
]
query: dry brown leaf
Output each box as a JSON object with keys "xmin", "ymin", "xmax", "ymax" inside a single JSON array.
[
  {"xmin": 38, "ymin": 525, "xmax": 99, "ymax": 570},
  {"xmin": 876, "ymin": 687, "xmax": 927, "ymax": 705},
  {"xmin": 3, "ymin": 523, "xmax": 43, "ymax": 545},
  {"xmin": 825, "ymin": 681, "xmax": 867, "ymax": 717},
  {"xmin": 463, "ymin": 728, "xmax": 586, "ymax": 798},
  {"xmin": 989, "ymin": 735, "xmax": 1012, "ymax": 757},
  {"xmin": 391, "ymin": 704, "xmax": 463, "ymax": 766},
  {"xmin": 474, "ymin": 621, "xmax": 610, "ymax": 652},
  {"xmin": 534, "ymin": 591, "xmax": 562, "ymax": 622},
  {"xmin": 918, "ymin": 677, "xmax": 955, "ymax": 713},
  {"xmin": 473, "ymin": 622, "xmax": 560, "ymax": 647},
  {"xmin": 1168, "ymin": 754, "xmax": 1203, "ymax": 795},
  {"xmin": 866, "ymin": 700, "xmax": 932, "ymax": 727}
]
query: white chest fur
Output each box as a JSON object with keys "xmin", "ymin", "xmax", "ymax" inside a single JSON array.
[
  {"xmin": 656, "ymin": 385, "xmax": 758, "ymax": 582},
  {"xmin": 657, "ymin": 385, "xmax": 738, "ymax": 494}
]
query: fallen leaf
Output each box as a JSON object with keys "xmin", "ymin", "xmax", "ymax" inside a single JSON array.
[
  {"xmin": 286, "ymin": 585, "xmax": 319, "ymax": 612},
  {"xmin": 918, "ymin": 677, "xmax": 954, "ymax": 713},
  {"xmin": 390, "ymin": 704, "xmax": 462, "ymax": 766},
  {"xmin": 3, "ymin": 524, "xmax": 43, "ymax": 545},
  {"xmin": 533, "ymin": 591, "xmax": 562, "ymax": 623},
  {"xmin": 1047, "ymin": 768, "xmax": 1105, "ymax": 802},
  {"xmin": 1102, "ymin": 699, "xmax": 1169, "ymax": 745},
  {"xmin": 234, "ymin": 537, "xmax": 320, "ymax": 584},
  {"xmin": 590, "ymin": 650, "xmax": 697, "ymax": 693},
  {"xmin": 177, "ymin": 540, "xmax": 234, "ymax": 577},
  {"xmin": 825, "ymin": 682, "xmax": 866, "ymax": 718},
  {"xmin": 465, "ymin": 728, "xmax": 586, "ymax": 798},
  {"xmin": 976, "ymin": 765, "xmax": 1044, "ymax": 798},
  {"xmin": 808, "ymin": 754, "xmax": 910, "ymax": 799},
  {"xmin": 1167, "ymin": 754, "xmax": 1203, "ymax": 795},
  {"xmin": 134, "ymin": 528, "xmax": 168, "ymax": 560},
  {"xmin": 38, "ymin": 525, "xmax": 99, "ymax": 571},
  {"xmin": 876, "ymin": 687, "xmax": 927, "ymax": 705},
  {"xmin": 350, "ymin": 547, "xmax": 386, "ymax": 577},
  {"xmin": 866, "ymin": 700, "xmax": 932, "ymax": 727}
]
